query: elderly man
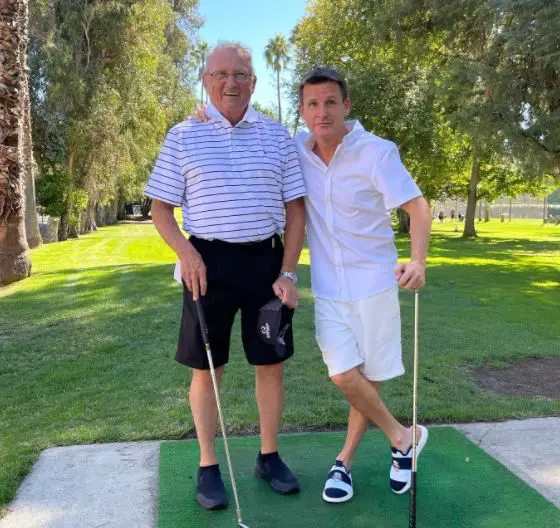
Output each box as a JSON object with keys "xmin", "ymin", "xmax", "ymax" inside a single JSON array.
[
  {"xmin": 296, "ymin": 68, "xmax": 432, "ymax": 503},
  {"xmin": 144, "ymin": 42, "xmax": 306, "ymax": 511}
]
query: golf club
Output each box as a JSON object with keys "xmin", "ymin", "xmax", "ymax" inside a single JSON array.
[
  {"xmin": 195, "ymin": 299, "xmax": 249, "ymax": 528},
  {"xmin": 409, "ymin": 290, "xmax": 420, "ymax": 528}
]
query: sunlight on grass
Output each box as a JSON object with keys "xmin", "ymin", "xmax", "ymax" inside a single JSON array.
[
  {"xmin": 531, "ymin": 281, "xmax": 560, "ymax": 289},
  {"xmin": 0, "ymin": 219, "xmax": 558, "ymax": 512}
]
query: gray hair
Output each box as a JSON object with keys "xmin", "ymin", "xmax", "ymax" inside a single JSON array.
[{"xmin": 203, "ymin": 41, "xmax": 254, "ymax": 75}]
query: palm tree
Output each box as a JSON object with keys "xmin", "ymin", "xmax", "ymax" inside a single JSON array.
[
  {"xmin": 197, "ymin": 41, "xmax": 209, "ymax": 105},
  {"xmin": 0, "ymin": 0, "xmax": 32, "ymax": 284},
  {"xmin": 264, "ymin": 34, "xmax": 290, "ymax": 123}
]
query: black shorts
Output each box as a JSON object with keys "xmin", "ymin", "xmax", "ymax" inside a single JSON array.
[{"xmin": 176, "ymin": 234, "xmax": 295, "ymax": 369}]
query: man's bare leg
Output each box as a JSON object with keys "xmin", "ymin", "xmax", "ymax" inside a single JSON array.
[
  {"xmin": 255, "ymin": 363, "xmax": 284, "ymax": 453},
  {"xmin": 189, "ymin": 365, "xmax": 225, "ymax": 466},
  {"xmin": 331, "ymin": 368, "xmax": 420, "ymax": 451},
  {"xmin": 255, "ymin": 362, "xmax": 299, "ymax": 494},
  {"xmin": 336, "ymin": 382, "xmax": 380, "ymax": 469}
]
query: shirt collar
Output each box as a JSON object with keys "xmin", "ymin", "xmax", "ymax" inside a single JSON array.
[
  {"xmin": 303, "ymin": 119, "xmax": 365, "ymax": 151},
  {"xmin": 206, "ymin": 102, "xmax": 260, "ymax": 125}
]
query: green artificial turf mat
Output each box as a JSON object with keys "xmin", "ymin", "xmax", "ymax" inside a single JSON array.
[{"xmin": 158, "ymin": 427, "xmax": 559, "ymax": 527}]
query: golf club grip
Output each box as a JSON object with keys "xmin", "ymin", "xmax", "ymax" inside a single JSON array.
[
  {"xmin": 409, "ymin": 471, "xmax": 416, "ymax": 527},
  {"xmin": 195, "ymin": 300, "xmax": 209, "ymax": 344}
]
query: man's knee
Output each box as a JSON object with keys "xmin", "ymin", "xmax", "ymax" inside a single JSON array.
[
  {"xmin": 255, "ymin": 362, "xmax": 284, "ymax": 382},
  {"xmin": 191, "ymin": 365, "xmax": 225, "ymax": 388},
  {"xmin": 331, "ymin": 368, "xmax": 360, "ymax": 392}
]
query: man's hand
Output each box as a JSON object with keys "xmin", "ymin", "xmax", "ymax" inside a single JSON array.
[
  {"xmin": 395, "ymin": 260, "xmax": 426, "ymax": 291},
  {"xmin": 179, "ymin": 243, "xmax": 207, "ymax": 301},
  {"xmin": 272, "ymin": 276, "xmax": 299, "ymax": 309},
  {"xmin": 186, "ymin": 103, "xmax": 210, "ymax": 123}
]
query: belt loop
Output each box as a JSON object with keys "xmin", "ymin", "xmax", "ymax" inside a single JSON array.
[{"xmin": 272, "ymin": 237, "xmax": 275, "ymax": 249}]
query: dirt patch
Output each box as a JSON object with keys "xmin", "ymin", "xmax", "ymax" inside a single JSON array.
[{"xmin": 470, "ymin": 357, "xmax": 560, "ymax": 399}]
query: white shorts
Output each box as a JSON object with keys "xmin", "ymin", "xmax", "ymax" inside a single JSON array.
[{"xmin": 315, "ymin": 286, "xmax": 404, "ymax": 381}]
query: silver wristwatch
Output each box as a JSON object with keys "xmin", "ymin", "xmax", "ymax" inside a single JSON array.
[{"xmin": 279, "ymin": 271, "xmax": 298, "ymax": 284}]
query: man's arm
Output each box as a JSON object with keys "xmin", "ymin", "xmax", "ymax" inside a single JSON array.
[
  {"xmin": 272, "ymin": 197, "xmax": 306, "ymax": 308},
  {"xmin": 395, "ymin": 196, "xmax": 432, "ymax": 290},
  {"xmin": 281, "ymin": 197, "xmax": 306, "ymax": 272},
  {"xmin": 151, "ymin": 199, "xmax": 207, "ymax": 300}
]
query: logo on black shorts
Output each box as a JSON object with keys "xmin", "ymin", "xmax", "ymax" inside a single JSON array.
[{"xmin": 260, "ymin": 323, "xmax": 271, "ymax": 339}]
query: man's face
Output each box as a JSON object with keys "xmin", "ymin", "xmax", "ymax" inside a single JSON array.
[
  {"xmin": 299, "ymin": 81, "xmax": 351, "ymax": 142},
  {"xmin": 203, "ymin": 48, "xmax": 256, "ymax": 118}
]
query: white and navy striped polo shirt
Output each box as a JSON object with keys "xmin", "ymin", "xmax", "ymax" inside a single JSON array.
[{"xmin": 145, "ymin": 103, "xmax": 306, "ymax": 243}]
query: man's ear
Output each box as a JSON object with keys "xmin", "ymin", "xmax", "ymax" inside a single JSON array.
[
  {"xmin": 344, "ymin": 98, "xmax": 351, "ymax": 116},
  {"xmin": 251, "ymin": 75, "xmax": 257, "ymax": 93}
]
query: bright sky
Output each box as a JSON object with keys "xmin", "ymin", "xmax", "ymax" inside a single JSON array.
[{"xmin": 197, "ymin": 0, "xmax": 308, "ymax": 114}]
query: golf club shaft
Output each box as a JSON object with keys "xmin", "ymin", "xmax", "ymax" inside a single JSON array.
[
  {"xmin": 409, "ymin": 290, "xmax": 419, "ymax": 528},
  {"xmin": 196, "ymin": 300, "xmax": 245, "ymax": 527}
]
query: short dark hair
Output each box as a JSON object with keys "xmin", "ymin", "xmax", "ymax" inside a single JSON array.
[{"xmin": 298, "ymin": 67, "xmax": 349, "ymax": 104}]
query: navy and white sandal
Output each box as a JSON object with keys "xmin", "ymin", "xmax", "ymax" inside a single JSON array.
[
  {"xmin": 322, "ymin": 460, "xmax": 353, "ymax": 503},
  {"xmin": 390, "ymin": 425, "xmax": 429, "ymax": 494}
]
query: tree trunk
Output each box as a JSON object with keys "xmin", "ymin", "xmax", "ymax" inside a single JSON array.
[
  {"xmin": 292, "ymin": 112, "xmax": 300, "ymax": 138},
  {"xmin": 58, "ymin": 152, "xmax": 74, "ymax": 241},
  {"xmin": 140, "ymin": 197, "xmax": 152, "ymax": 217},
  {"xmin": 95, "ymin": 203, "xmax": 104, "ymax": 227},
  {"xmin": 22, "ymin": 83, "xmax": 41, "ymax": 247},
  {"xmin": 397, "ymin": 208, "xmax": 410, "ymax": 234},
  {"xmin": 0, "ymin": 0, "xmax": 32, "ymax": 284},
  {"xmin": 117, "ymin": 194, "xmax": 127, "ymax": 221},
  {"xmin": 58, "ymin": 212, "xmax": 70, "ymax": 241},
  {"xmin": 462, "ymin": 153, "xmax": 480, "ymax": 238},
  {"xmin": 276, "ymin": 69, "xmax": 282, "ymax": 123},
  {"xmin": 23, "ymin": 157, "xmax": 42, "ymax": 247},
  {"xmin": 20, "ymin": 14, "xmax": 41, "ymax": 249},
  {"xmin": 110, "ymin": 200, "xmax": 118, "ymax": 225},
  {"xmin": 484, "ymin": 201, "xmax": 490, "ymax": 222},
  {"xmin": 68, "ymin": 217, "xmax": 79, "ymax": 238},
  {"xmin": 81, "ymin": 199, "xmax": 97, "ymax": 233},
  {"xmin": 0, "ymin": 214, "xmax": 31, "ymax": 284}
]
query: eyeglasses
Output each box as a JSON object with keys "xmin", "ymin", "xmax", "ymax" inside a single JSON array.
[{"xmin": 206, "ymin": 71, "xmax": 253, "ymax": 83}]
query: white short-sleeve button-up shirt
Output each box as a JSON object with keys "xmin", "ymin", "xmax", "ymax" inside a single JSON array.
[{"xmin": 296, "ymin": 120, "xmax": 422, "ymax": 301}]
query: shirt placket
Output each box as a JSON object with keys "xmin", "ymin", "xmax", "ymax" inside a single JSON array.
[
  {"xmin": 229, "ymin": 122, "xmax": 237, "ymax": 168},
  {"xmin": 324, "ymin": 147, "xmax": 346, "ymax": 300}
]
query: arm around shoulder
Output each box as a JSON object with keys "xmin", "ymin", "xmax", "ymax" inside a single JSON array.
[{"xmin": 282, "ymin": 197, "xmax": 306, "ymax": 273}]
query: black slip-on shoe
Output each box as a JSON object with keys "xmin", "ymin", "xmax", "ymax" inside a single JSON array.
[
  {"xmin": 255, "ymin": 452, "xmax": 300, "ymax": 494},
  {"xmin": 196, "ymin": 464, "xmax": 228, "ymax": 510}
]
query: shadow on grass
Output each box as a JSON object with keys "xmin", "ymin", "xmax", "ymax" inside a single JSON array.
[
  {"xmin": 397, "ymin": 233, "xmax": 560, "ymax": 265},
  {"xmin": 1, "ymin": 245, "xmax": 558, "ymax": 510}
]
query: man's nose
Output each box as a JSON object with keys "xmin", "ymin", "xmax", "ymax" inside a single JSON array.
[{"xmin": 224, "ymin": 75, "xmax": 238, "ymax": 89}]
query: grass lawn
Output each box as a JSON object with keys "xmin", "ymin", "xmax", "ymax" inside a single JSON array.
[{"xmin": 1, "ymin": 219, "xmax": 558, "ymax": 513}]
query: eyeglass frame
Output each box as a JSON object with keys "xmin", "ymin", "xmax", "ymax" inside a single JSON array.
[{"xmin": 204, "ymin": 71, "xmax": 254, "ymax": 83}]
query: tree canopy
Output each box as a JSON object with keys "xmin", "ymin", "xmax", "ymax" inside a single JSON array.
[
  {"xmin": 293, "ymin": 0, "xmax": 560, "ymax": 236},
  {"xmin": 29, "ymin": 0, "xmax": 201, "ymax": 238}
]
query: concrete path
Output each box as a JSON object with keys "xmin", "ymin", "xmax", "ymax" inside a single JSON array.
[
  {"xmin": 1, "ymin": 419, "xmax": 558, "ymax": 527},
  {"xmin": 0, "ymin": 442, "xmax": 159, "ymax": 528},
  {"xmin": 456, "ymin": 418, "xmax": 560, "ymax": 509}
]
